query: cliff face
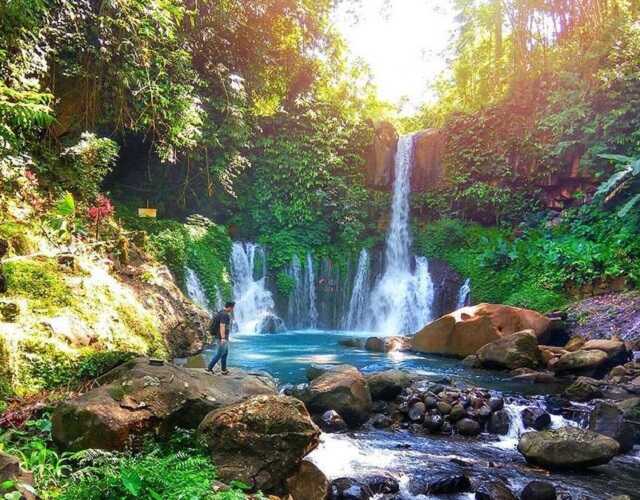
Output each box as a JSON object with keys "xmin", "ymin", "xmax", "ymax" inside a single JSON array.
[{"xmin": 362, "ymin": 122, "xmax": 592, "ymax": 210}]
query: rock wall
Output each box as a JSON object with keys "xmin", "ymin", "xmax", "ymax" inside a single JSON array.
[
  {"xmin": 363, "ymin": 121, "xmax": 398, "ymax": 189},
  {"xmin": 411, "ymin": 129, "xmax": 446, "ymax": 192}
]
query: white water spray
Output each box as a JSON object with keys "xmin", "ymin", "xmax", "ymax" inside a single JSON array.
[
  {"xmin": 343, "ymin": 249, "xmax": 370, "ymax": 329},
  {"xmin": 185, "ymin": 267, "xmax": 211, "ymax": 312},
  {"xmin": 457, "ymin": 278, "xmax": 471, "ymax": 309},
  {"xmin": 305, "ymin": 252, "xmax": 319, "ymax": 328},
  {"xmin": 368, "ymin": 135, "xmax": 435, "ymax": 335},
  {"xmin": 230, "ymin": 242, "xmax": 281, "ymax": 334}
]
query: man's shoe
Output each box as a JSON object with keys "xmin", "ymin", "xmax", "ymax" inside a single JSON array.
[{"xmin": 221, "ymin": 369, "xmax": 230, "ymax": 375}]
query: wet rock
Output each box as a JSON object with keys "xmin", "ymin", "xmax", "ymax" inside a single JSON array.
[
  {"xmin": 564, "ymin": 376, "xmax": 604, "ymax": 402},
  {"xmin": 424, "ymin": 396, "xmax": 438, "ymax": 409},
  {"xmin": 475, "ymin": 480, "xmax": 517, "ymax": 500},
  {"xmin": 424, "ymin": 474, "xmax": 472, "ymax": 495},
  {"xmin": 520, "ymin": 480, "xmax": 557, "ymax": 500},
  {"xmin": 338, "ymin": 338, "xmax": 365, "ymax": 349},
  {"xmin": 52, "ymin": 358, "xmax": 277, "ymax": 451},
  {"xmin": 198, "ymin": 395, "xmax": 320, "ymax": 494},
  {"xmin": 449, "ymin": 403, "xmax": 467, "ymax": 421},
  {"xmin": 364, "ymin": 474, "xmax": 399, "ymax": 495},
  {"xmin": 462, "ymin": 355, "xmax": 481, "ymax": 368},
  {"xmin": 521, "ymin": 407, "xmax": 551, "ymax": 431},
  {"xmin": 318, "ymin": 410, "xmax": 348, "ymax": 433},
  {"xmin": 582, "ymin": 339, "xmax": 630, "ymax": 366},
  {"xmin": 457, "ymin": 418, "xmax": 481, "ymax": 436},
  {"xmin": 413, "ymin": 304, "xmax": 550, "ymax": 357},
  {"xmin": 408, "ymin": 402, "xmax": 426, "ymax": 422},
  {"xmin": 518, "ymin": 427, "xmax": 619, "ymax": 469},
  {"xmin": 441, "ymin": 420, "xmax": 453, "ymax": 434},
  {"xmin": 553, "ymin": 349, "xmax": 609, "ymax": 376},
  {"xmin": 364, "ymin": 336, "xmax": 410, "ymax": 353},
  {"xmin": 307, "ymin": 364, "xmax": 354, "ymax": 381},
  {"xmin": 588, "ymin": 401, "xmax": 636, "ymax": 453},
  {"xmin": 297, "ymin": 365, "xmax": 373, "ymax": 427},
  {"xmin": 287, "ymin": 460, "xmax": 329, "ymax": 500},
  {"xmin": 329, "ymin": 477, "xmax": 373, "ymax": 500},
  {"xmin": 489, "ymin": 397, "xmax": 505, "ymax": 412},
  {"xmin": 437, "ymin": 401, "xmax": 452, "ymax": 414},
  {"xmin": 366, "ymin": 370, "xmax": 412, "ymax": 401},
  {"xmin": 370, "ymin": 413, "xmax": 393, "ymax": 429},
  {"xmin": 478, "ymin": 405, "xmax": 492, "ymax": 420},
  {"xmin": 477, "ymin": 330, "xmax": 542, "ymax": 370},
  {"xmin": 488, "ymin": 409, "xmax": 511, "ymax": 435},
  {"xmin": 423, "ymin": 413, "xmax": 444, "ymax": 433}
]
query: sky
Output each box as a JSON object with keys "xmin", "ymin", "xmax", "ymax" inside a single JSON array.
[{"xmin": 333, "ymin": 0, "xmax": 456, "ymax": 114}]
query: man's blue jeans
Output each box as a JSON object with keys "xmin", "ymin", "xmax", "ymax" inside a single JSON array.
[{"xmin": 208, "ymin": 340, "xmax": 229, "ymax": 371}]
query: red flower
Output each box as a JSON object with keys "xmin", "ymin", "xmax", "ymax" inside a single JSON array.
[{"xmin": 87, "ymin": 195, "xmax": 114, "ymax": 223}]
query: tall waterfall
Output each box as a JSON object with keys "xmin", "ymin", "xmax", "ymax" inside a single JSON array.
[
  {"xmin": 305, "ymin": 253, "xmax": 319, "ymax": 328},
  {"xmin": 342, "ymin": 249, "xmax": 370, "ymax": 330},
  {"xmin": 185, "ymin": 267, "xmax": 211, "ymax": 312},
  {"xmin": 457, "ymin": 278, "xmax": 471, "ymax": 309},
  {"xmin": 230, "ymin": 242, "xmax": 282, "ymax": 334},
  {"xmin": 368, "ymin": 135, "xmax": 434, "ymax": 334},
  {"xmin": 286, "ymin": 253, "xmax": 319, "ymax": 329}
]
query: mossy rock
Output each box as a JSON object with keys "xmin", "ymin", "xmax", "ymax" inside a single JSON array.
[{"xmin": 3, "ymin": 258, "xmax": 71, "ymax": 313}]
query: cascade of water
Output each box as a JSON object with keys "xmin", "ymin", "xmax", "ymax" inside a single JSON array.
[
  {"xmin": 287, "ymin": 255, "xmax": 303, "ymax": 328},
  {"xmin": 230, "ymin": 242, "xmax": 281, "ymax": 334},
  {"xmin": 305, "ymin": 252, "xmax": 319, "ymax": 328},
  {"xmin": 185, "ymin": 267, "xmax": 211, "ymax": 312},
  {"xmin": 456, "ymin": 278, "xmax": 471, "ymax": 309},
  {"xmin": 343, "ymin": 249, "xmax": 370, "ymax": 330},
  {"xmin": 368, "ymin": 135, "xmax": 435, "ymax": 335}
]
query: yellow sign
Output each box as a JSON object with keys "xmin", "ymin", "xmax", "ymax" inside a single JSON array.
[{"xmin": 138, "ymin": 208, "xmax": 157, "ymax": 218}]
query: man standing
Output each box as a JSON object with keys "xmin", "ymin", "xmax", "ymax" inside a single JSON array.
[{"xmin": 207, "ymin": 301, "xmax": 235, "ymax": 375}]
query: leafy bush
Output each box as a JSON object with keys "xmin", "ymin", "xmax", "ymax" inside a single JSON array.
[
  {"xmin": 3, "ymin": 259, "xmax": 71, "ymax": 313},
  {"xmin": 148, "ymin": 226, "xmax": 189, "ymax": 285},
  {"xmin": 75, "ymin": 351, "xmax": 137, "ymax": 381}
]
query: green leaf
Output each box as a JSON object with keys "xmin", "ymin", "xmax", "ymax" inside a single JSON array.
[
  {"xmin": 120, "ymin": 469, "xmax": 142, "ymax": 496},
  {"xmin": 598, "ymin": 153, "xmax": 635, "ymax": 164},
  {"xmin": 595, "ymin": 167, "xmax": 632, "ymax": 198},
  {"xmin": 618, "ymin": 193, "xmax": 640, "ymax": 219},
  {"xmin": 54, "ymin": 192, "xmax": 75, "ymax": 217}
]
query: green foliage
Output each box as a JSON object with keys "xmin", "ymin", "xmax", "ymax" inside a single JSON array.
[
  {"xmin": 416, "ymin": 206, "xmax": 640, "ymax": 312},
  {"xmin": 149, "ymin": 226, "xmax": 189, "ymax": 286},
  {"xmin": 3, "ymin": 259, "xmax": 71, "ymax": 314},
  {"xmin": 75, "ymin": 351, "xmax": 137, "ymax": 381},
  {"xmin": 186, "ymin": 224, "xmax": 232, "ymax": 306}
]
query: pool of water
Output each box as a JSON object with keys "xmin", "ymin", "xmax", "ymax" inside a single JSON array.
[{"xmin": 179, "ymin": 329, "xmax": 565, "ymax": 395}]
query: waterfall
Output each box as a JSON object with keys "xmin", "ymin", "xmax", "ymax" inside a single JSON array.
[
  {"xmin": 305, "ymin": 253, "xmax": 319, "ymax": 328},
  {"xmin": 368, "ymin": 135, "xmax": 435, "ymax": 335},
  {"xmin": 457, "ymin": 278, "xmax": 471, "ymax": 309},
  {"xmin": 342, "ymin": 249, "xmax": 370, "ymax": 330},
  {"xmin": 230, "ymin": 242, "xmax": 283, "ymax": 334},
  {"xmin": 286, "ymin": 252, "xmax": 319, "ymax": 329},
  {"xmin": 185, "ymin": 267, "xmax": 211, "ymax": 312}
]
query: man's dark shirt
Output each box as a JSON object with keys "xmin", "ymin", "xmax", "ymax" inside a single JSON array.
[{"xmin": 211, "ymin": 310, "xmax": 231, "ymax": 339}]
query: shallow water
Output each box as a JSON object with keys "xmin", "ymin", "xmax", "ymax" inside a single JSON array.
[
  {"xmin": 182, "ymin": 329, "xmax": 565, "ymax": 395},
  {"xmin": 177, "ymin": 329, "xmax": 640, "ymax": 499}
]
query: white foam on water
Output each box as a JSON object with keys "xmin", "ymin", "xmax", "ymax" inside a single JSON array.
[{"xmin": 184, "ymin": 267, "xmax": 211, "ymax": 312}]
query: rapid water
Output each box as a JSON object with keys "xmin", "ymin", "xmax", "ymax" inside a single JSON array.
[
  {"xmin": 305, "ymin": 253, "xmax": 319, "ymax": 328},
  {"xmin": 369, "ymin": 135, "xmax": 435, "ymax": 335},
  {"xmin": 342, "ymin": 249, "xmax": 371, "ymax": 330},
  {"xmin": 456, "ymin": 278, "xmax": 471, "ymax": 309},
  {"xmin": 184, "ymin": 267, "xmax": 211, "ymax": 312},
  {"xmin": 230, "ymin": 242, "xmax": 283, "ymax": 334},
  {"xmin": 286, "ymin": 253, "xmax": 319, "ymax": 329}
]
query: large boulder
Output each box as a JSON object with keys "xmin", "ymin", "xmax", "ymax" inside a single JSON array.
[
  {"xmin": 411, "ymin": 128, "xmax": 446, "ymax": 192},
  {"xmin": 517, "ymin": 427, "xmax": 619, "ymax": 469},
  {"xmin": 0, "ymin": 451, "xmax": 35, "ymax": 500},
  {"xmin": 476, "ymin": 330, "xmax": 542, "ymax": 370},
  {"xmin": 329, "ymin": 478, "xmax": 373, "ymax": 500},
  {"xmin": 198, "ymin": 395, "xmax": 320, "ymax": 494},
  {"xmin": 365, "ymin": 370, "xmax": 412, "ymax": 401},
  {"xmin": 588, "ymin": 401, "xmax": 636, "ymax": 453},
  {"xmin": 553, "ymin": 349, "xmax": 609, "ymax": 376},
  {"xmin": 287, "ymin": 460, "xmax": 329, "ymax": 500},
  {"xmin": 52, "ymin": 358, "xmax": 276, "ymax": 450},
  {"xmin": 412, "ymin": 304, "xmax": 550, "ymax": 358},
  {"xmin": 364, "ymin": 336, "xmax": 410, "ymax": 353},
  {"xmin": 564, "ymin": 376, "xmax": 604, "ymax": 402},
  {"xmin": 582, "ymin": 339, "xmax": 631, "ymax": 366},
  {"xmin": 297, "ymin": 365, "xmax": 372, "ymax": 427},
  {"xmin": 307, "ymin": 364, "xmax": 354, "ymax": 381}
]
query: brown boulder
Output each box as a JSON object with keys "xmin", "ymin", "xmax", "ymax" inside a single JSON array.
[
  {"xmin": 476, "ymin": 330, "xmax": 542, "ymax": 370},
  {"xmin": 413, "ymin": 304, "xmax": 550, "ymax": 358},
  {"xmin": 287, "ymin": 460, "xmax": 329, "ymax": 500},
  {"xmin": 198, "ymin": 395, "xmax": 320, "ymax": 494},
  {"xmin": 364, "ymin": 336, "xmax": 410, "ymax": 353},
  {"xmin": 564, "ymin": 336, "xmax": 586, "ymax": 352},
  {"xmin": 365, "ymin": 370, "xmax": 412, "ymax": 401},
  {"xmin": 553, "ymin": 349, "xmax": 608, "ymax": 375},
  {"xmin": 52, "ymin": 358, "xmax": 276, "ymax": 450},
  {"xmin": 0, "ymin": 451, "xmax": 35, "ymax": 500},
  {"xmin": 296, "ymin": 365, "xmax": 372, "ymax": 427}
]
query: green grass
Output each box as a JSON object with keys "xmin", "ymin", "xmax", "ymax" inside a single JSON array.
[{"xmin": 3, "ymin": 259, "xmax": 72, "ymax": 314}]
